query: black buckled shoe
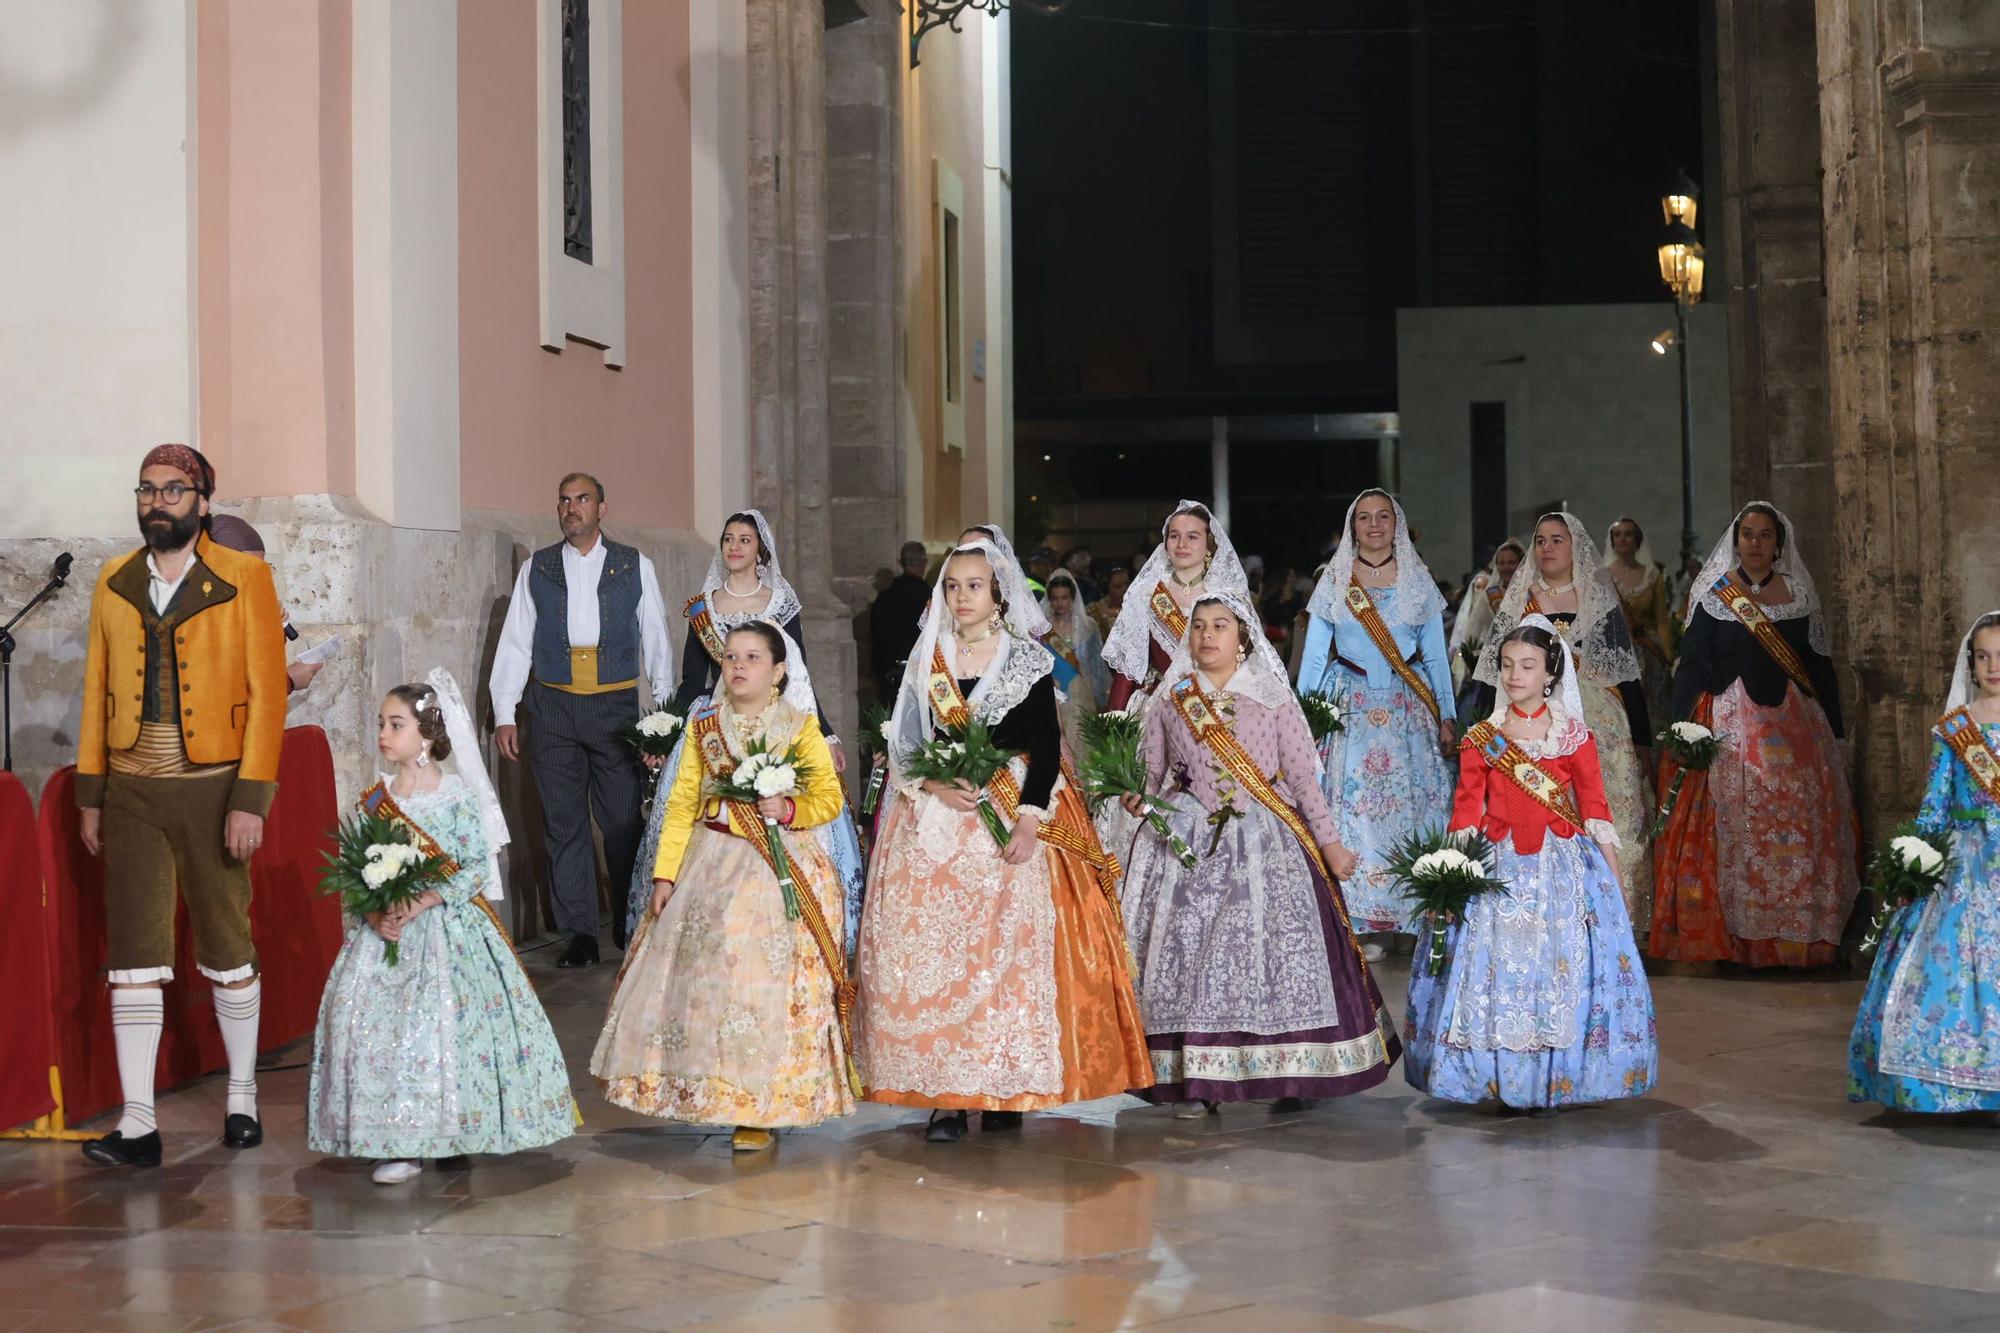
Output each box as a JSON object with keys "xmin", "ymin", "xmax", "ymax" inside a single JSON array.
[
  {"xmin": 924, "ymin": 1110, "xmax": 968, "ymax": 1143},
  {"xmin": 557, "ymin": 934, "xmax": 600, "ymax": 969},
  {"xmin": 82, "ymin": 1130, "xmax": 162, "ymax": 1169},
  {"xmin": 223, "ymin": 1113, "xmax": 263, "ymax": 1149}
]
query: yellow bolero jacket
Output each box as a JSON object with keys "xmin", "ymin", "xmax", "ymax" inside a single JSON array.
[
  {"xmin": 653, "ymin": 711, "xmax": 844, "ymax": 883},
  {"xmin": 76, "ymin": 533, "xmax": 290, "ymax": 816}
]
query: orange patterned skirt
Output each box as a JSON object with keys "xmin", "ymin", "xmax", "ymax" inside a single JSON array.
[
  {"xmin": 1649, "ymin": 683, "xmax": 1859, "ymax": 967},
  {"xmin": 857, "ymin": 782, "xmax": 1152, "ymax": 1110}
]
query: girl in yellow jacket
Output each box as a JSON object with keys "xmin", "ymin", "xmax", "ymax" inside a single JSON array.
[{"xmin": 590, "ymin": 622, "xmax": 855, "ymax": 1151}]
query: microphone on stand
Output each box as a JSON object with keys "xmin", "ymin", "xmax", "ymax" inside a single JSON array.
[{"xmin": 3, "ymin": 551, "xmax": 79, "ymax": 772}]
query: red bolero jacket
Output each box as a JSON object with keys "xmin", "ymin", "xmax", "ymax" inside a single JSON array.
[{"xmin": 1447, "ymin": 725, "xmax": 1615, "ymax": 854}]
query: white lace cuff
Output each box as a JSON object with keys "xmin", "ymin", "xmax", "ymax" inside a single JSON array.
[
  {"xmin": 1586, "ymin": 818, "xmax": 1621, "ymax": 849},
  {"xmin": 1014, "ymin": 803, "xmax": 1052, "ymax": 821}
]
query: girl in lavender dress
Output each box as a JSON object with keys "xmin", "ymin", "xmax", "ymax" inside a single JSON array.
[{"xmin": 1120, "ymin": 591, "xmax": 1399, "ymax": 1117}]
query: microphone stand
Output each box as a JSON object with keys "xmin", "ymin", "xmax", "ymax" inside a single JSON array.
[{"xmin": 2, "ymin": 561, "xmax": 72, "ymax": 773}]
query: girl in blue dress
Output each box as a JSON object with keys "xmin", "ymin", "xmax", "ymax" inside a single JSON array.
[
  {"xmin": 1849, "ymin": 611, "xmax": 2000, "ymax": 1112},
  {"xmin": 1297, "ymin": 490, "xmax": 1458, "ymax": 954},
  {"xmin": 1405, "ymin": 618, "xmax": 1658, "ymax": 1113}
]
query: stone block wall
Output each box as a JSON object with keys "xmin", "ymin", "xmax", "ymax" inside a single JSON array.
[{"xmin": 0, "ymin": 501, "xmax": 710, "ymax": 941}]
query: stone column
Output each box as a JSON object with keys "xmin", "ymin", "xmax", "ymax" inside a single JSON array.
[
  {"xmin": 1815, "ymin": 0, "xmax": 2000, "ymax": 831},
  {"xmin": 746, "ymin": 0, "xmax": 859, "ymax": 758},
  {"xmin": 825, "ymin": 5, "xmax": 907, "ymax": 650},
  {"xmin": 1713, "ymin": 0, "xmax": 1836, "ymax": 582}
]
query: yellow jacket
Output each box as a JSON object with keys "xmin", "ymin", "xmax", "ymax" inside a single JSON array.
[
  {"xmin": 653, "ymin": 711, "xmax": 844, "ymax": 883},
  {"xmin": 76, "ymin": 533, "xmax": 290, "ymax": 816}
]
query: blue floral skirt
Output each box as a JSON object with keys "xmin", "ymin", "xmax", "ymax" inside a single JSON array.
[{"xmin": 1404, "ymin": 832, "xmax": 1656, "ymax": 1107}]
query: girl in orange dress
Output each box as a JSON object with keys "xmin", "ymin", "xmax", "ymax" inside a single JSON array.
[{"xmin": 856, "ymin": 540, "xmax": 1151, "ymax": 1142}]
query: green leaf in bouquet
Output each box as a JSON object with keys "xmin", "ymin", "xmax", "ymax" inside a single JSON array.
[{"xmin": 1296, "ymin": 689, "xmax": 1346, "ymax": 742}]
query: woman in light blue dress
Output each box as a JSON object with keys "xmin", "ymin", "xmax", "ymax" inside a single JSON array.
[
  {"xmin": 1297, "ymin": 490, "xmax": 1458, "ymax": 947},
  {"xmin": 1405, "ymin": 619, "xmax": 1657, "ymax": 1112},
  {"xmin": 1849, "ymin": 611, "xmax": 2000, "ymax": 1113},
  {"xmin": 625, "ymin": 510, "xmax": 867, "ymax": 956},
  {"xmin": 309, "ymin": 677, "xmax": 575, "ymax": 1184}
]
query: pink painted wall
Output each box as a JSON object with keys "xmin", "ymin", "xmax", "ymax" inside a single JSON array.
[
  {"xmin": 457, "ymin": 1, "xmax": 696, "ymax": 525},
  {"xmin": 196, "ymin": 0, "xmax": 355, "ymax": 501}
]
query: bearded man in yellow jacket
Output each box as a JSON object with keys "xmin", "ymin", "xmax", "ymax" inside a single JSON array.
[{"xmin": 75, "ymin": 444, "xmax": 288, "ymax": 1169}]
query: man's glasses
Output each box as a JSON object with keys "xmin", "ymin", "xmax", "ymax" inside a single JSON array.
[{"xmin": 134, "ymin": 483, "xmax": 195, "ymax": 504}]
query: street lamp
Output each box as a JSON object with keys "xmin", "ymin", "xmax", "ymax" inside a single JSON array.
[
  {"xmin": 910, "ymin": 0, "xmax": 1072, "ymax": 67},
  {"xmin": 1657, "ymin": 173, "xmax": 1704, "ymax": 574}
]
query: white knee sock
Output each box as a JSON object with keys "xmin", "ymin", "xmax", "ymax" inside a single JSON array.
[
  {"xmin": 213, "ymin": 977, "xmax": 261, "ymax": 1119},
  {"xmin": 111, "ymin": 989, "xmax": 164, "ymax": 1138}
]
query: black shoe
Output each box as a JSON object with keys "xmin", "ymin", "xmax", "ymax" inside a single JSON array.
[
  {"xmin": 924, "ymin": 1111, "xmax": 968, "ymax": 1143},
  {"xmin": 434, "ymin": 1155, "xmax": 472, "ymax": 1172},
  {"xmin": 611, "ymin": 918, "xmax": 629, "ymax": 952},
  {"xmin": 557, "ymin": 935, "xmax": 600, "ymax": 969},
  {"xmin": 1270, "ymin": 1097, "xmax": 1310, "ymax": 1114},
  {"xmin": 82, "ymin": 1130, "xmax": 162, "ymax": 1168},
  {"xmin": 222, "ymin": 1113, "xmax": 263, "ymax": 1149},
  {"xmin": 980, "ymin": 1110, "xmax": 1023, "ymax": 1131}
]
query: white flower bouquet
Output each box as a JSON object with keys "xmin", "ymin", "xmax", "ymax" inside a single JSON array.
[
  {"xmin": 1861, "ymin": 821, "xmax": 1952, "ymax": 952},
  {"xmin": 710, "ymin": 736, "xmax": 815, "ymax": 920},
  {"xmin": 1651, "ymin": 720, "xmax": 1725, "ymax": 836},
  {"xmin": 319, "ymin": 811, "xmax": 454, "ymax": 965},
  {"xmin": 1386, "ymin": 826, "xmax": 1509, "ymax": 977}
]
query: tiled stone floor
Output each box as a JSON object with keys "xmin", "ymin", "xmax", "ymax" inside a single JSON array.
[{"xmin": 4, "ymin": 948, "xmax": 1999, "ymax": 1331}]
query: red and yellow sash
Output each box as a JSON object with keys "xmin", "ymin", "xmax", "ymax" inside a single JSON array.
[
  {"xmin": 1164, "ymin": 674, "xmax": 1374, "ymax": 980},
  {"xmin": 1461, "ymin": 720, "xmax": 1584, "ymax": 831},
  {"xmin": 925, "ymin": 645, "xmax": 1122, "ymax": 894},
  {"xmin": 357, "ymin": 782, "xmax": 527, "ymax": 945},
  {"xmin": 1937, "ymin": 707, "xmax": 2000, "ymax": 811},
  {"xmin": 359, "ymin": 782, "xmax": 463, "ymax": 879},
  {"xmin": 1343, "ymin": 581, "xmax": 1442, "ymax": 726},
  {"xmin": 1149, "ymin": 583, "xmax": 1189, "ymax": 644},
  {"xmin": 1713, "ymin": 575, "xmax": 1816, "ymax": 699},
  {"xmin": 689, "ymin": 706, "xmax": 861, "ymax": 1095},
  {"xmin": 683, "ymin": 595, "xmax": 730, "ymax": 666}
]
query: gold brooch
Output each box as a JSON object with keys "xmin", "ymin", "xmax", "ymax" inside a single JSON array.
[{"xmin": 202, "ymin": 581, "xmax": 213, "ymax": 595}]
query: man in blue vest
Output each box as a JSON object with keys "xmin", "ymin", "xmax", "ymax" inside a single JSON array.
[{"xmin": 491, "ymin": 472, "xmax": 674, "ymax": 964}]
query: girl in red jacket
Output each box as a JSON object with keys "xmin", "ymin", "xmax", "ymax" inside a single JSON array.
[{"xmin": 1404, "ymin": 616, "xmax": 1658, "ymax": 1113}]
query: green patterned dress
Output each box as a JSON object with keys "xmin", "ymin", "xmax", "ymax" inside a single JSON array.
[{"xmin": 308, "ymin": 776, "xmax": 576, "ymax": 1159}]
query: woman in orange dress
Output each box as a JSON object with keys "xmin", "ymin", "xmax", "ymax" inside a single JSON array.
[
  {"xmin": 856, "ymin": 539, "xmax": 1151, "ymax": 1141},
  {"xmin": 1650, "ymin": 503, "xmax": 1857, "ymax": 967}
]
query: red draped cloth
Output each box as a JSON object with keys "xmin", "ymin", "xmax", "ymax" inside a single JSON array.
[
  {"xmin": 38, "ymin": 726, "xmax": 344, "ymax": 1124},
  {"xmin": 0, "ymin": 773, "xmax": 57, "ymax": 1130}
]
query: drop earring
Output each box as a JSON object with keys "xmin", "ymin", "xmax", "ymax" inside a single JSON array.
[{"xmin": 416, "ymin": 747, "xmax": 431, "ymax": 769}]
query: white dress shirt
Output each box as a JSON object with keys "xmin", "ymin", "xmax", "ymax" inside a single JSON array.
[
  {"xmin": 147, "ymin": 550, "xmax": 197, "ymax": 616},
  {"xmin": 489, "ymin": 534, "xmax": 675, "ymax": 726}
]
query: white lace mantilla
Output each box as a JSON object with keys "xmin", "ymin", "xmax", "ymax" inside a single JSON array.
[{"xmin": 1474, "ymin": 511, "xmax": 1640, "ymax": 689}]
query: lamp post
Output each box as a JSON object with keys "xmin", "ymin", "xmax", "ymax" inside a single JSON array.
[{"xmin": 1657, "ymin": 172, "xmax": 1704, "ymax": 575}]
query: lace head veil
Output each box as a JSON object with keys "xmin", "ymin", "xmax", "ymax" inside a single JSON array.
[
  {"xmin": 1486, "ymin": 613, "xmax": 1586, "ymax": 727},
  {"xmin": 885, "ymin": 539, "xmax": 1052, "ymax": 774},
  {"xmin": 1945, "ymin": 611, "xmax": 2000, "ymax": 712},
  {"xmin": 1474, "ymin": 511, "xmax": 1640, "ymax": 688},
  {"xmin": 1103, "ymin": 500, "xmax": 1249, "ymax": 682},
  {"xmin": 1158, "ymin": 589, "xmax": 1297, "ymax": 715},
  {"xmin": 701, "ymin": 508, "xmax": 803, "ymax": 626},
  {"xmin": 959, "ymin": 521, "xmax": 1050, "ymax": 636},
  {"xmin": 1689, "ymin": 501, "xmax": 1831, "ymax": 657},
  {"xmin": 1307, "ymin": 488, "xmax": 1448, "ymax": 627},
  {"xmin": 423, "ymin": 667, "xmax": 510, "ymax": 901},
  {"xmin": 1601, "ymin": 516, "xmax": 1658, "ymax": 579}
]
